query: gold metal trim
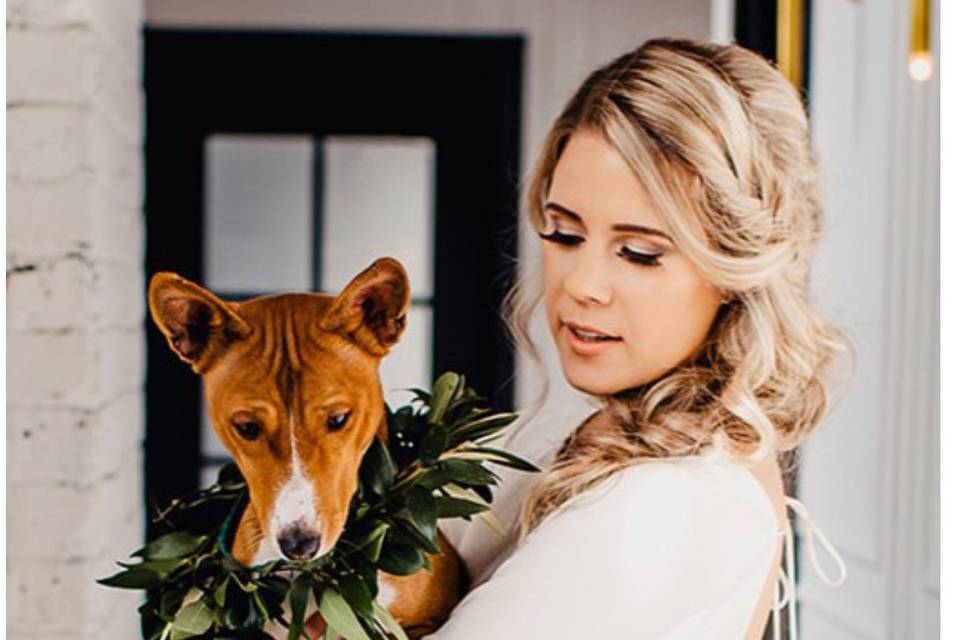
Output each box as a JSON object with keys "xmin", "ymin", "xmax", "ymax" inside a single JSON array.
[
  {"xmin": 776, "ymin": 0, "xmax": 805, "ymax": 91},
  {"xmin": 909, "ymin": 0, "xmax": 933, "ymax": 81}
]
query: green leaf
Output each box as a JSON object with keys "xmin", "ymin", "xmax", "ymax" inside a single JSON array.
[
  {"xmin": 392, "ymin": 519, "xmax": 439, "ymax": 556},
  {"xmin": 439, "ymin": 459, "xmax": 500, "ymax": 486},
  {"xmin": 144, "ymin": 618, "xmax": 168, "ymax": 640},
  {"xmin": 225, "ymin": 593, "xmax": 251, "ymax": 630},
  {"xmin": 400, "ymin": 387, "xmax": 432, "ymax": 405},
  {"xmin": 360, "ymin": 437, "xmax": 397, "ymax": 497},
  {"xmin": 371, "ymin": 600, "xmax": 410, "ymax": 640},
  {"xmin": 229, "ymin": 572, "xmax": 259, "ymax": 593},
  {"xmin": 160, "ymin": 588, "xmax": 187, "ymax": 619},
  {"xmin": 458, "ymin": 446, "xmax": 540, "ymax": 472},
  {"xmin": 419, "ymin": 552, "xmax": 433, "ymax": 572},
  {"xmin": 136, "ymin": 531, "xmax": 209, "ymax": 560},
  {"xmin": 213, "ymin": 577, "xmax": 229, "ymax": 608},
  {"xmin": 257, "ymin": 575, "xmax": 291, "ymax": 600},
  {"xmin": 217, "ymin": 462, "xmax": 245, "ymax": 485},
  {"xmin": 434, "ymin": 496, "xmax": 490, "ymax": 518},
  {"xmin": 251, "ymin": 589, "xmax": 271, "ymax": 626},
  {"xmin": 417, "ymin": 423, "xmax": 449, "ymax": 465},
  {"xmin": 172, "ymin": 600, "xmax": 213, "ymax": 636},
  {"xmin": 413, "ymin": 467, "xmax": 453, "ymax": 491},
  {"xmin": 404, "ymin": 485, "xmax": 438, "ymax": 545},
  {"xmin": 357, "ymin": 522, "xmax": 390, "ymax": 562},
  {"xmin": 257, "ymin": 588, "xmax": 287, "ymax": 621},
  {"xmin": 426, "ymin": 372, "xmax": 462, "ymax": 424},
  {"xmin": 377, "ymin": 534, "xmax": 424, "ymax": 576},
  {"xmin": 319, "ymin": 588, "xmax": 369, "ymax": 640},
  {"xmin": 286, "ymin": 573, "xmax": 312, "ymax": 640},
  {"xmin": 117, "ymin": 557, "xmax": 191, "ymax": 581},
  {"xmin": 448, "ymin": 413, "xmax": 518, "ymax": 444},
  {"xmin": 470, "ymin": 483, "xmax": 494, "ymax": 503},
  {"xmin": 337, "ymin": 571, "xmax": 374, "ymax": 619},
  {"xmin": 96, "ymin": 565, "xmax": 164, "ymax": 589}
]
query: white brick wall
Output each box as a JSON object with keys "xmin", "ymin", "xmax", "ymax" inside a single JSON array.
[{"xmin": 7, "ymin": 1, "xmax": 146, "ymax": 638}]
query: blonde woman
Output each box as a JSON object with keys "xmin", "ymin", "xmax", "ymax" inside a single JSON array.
[{"xmin": 310, "ymin": 36, "xmax": 852, "ymax": 640}]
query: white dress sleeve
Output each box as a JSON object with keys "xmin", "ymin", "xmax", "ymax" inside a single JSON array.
[{"xmin": 420, "ymin": 459, "xmax": 780, "ymax": 639}]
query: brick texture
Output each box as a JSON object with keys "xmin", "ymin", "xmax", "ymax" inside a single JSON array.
[{"xmin": 6, "ymin": 1, "xmax": 146, "ymax": 638}]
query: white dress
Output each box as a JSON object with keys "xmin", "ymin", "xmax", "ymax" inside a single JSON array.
[{"xmin": 424, "ymin": 434, "xmax": 847, "ymax": 639}]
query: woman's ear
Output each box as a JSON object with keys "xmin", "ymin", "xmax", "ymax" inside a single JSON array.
[
  {"xmin": 319, "ymin": 257, "xmax": 410, "ymax": 357},
  {"xmin": 147, "ymin": 272, "xmax": 251, "ymax": 373}
]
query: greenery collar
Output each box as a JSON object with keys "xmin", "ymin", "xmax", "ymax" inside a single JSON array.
[{"xmin": 98, "ymin": 372, "xmax": 538, "ymax": 640}]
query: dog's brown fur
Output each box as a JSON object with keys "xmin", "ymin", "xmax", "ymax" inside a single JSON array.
[{"xmin": 148, "ymin": 257, "xmax": 464, "ymax": 637}]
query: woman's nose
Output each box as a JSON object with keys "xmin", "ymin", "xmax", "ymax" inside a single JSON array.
[{"xmin": 562, "ymin": 250, "xmax": 612, "ymax": 305}]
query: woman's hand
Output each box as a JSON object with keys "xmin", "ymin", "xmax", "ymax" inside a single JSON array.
[{"xmin": 305, "ymin": 610, "xmax": 327, "ymax": 639}]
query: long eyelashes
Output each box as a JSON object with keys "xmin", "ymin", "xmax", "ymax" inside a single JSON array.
[
  {"xmin": 617, "ymin": 246, "xmax": 662, "ymax": 266},
  {"xmin": 537, "ymin": 230, "xmax": 581, "ymax": 246},
  {"xmin": 537, "ymin": 230, "xmax": 663, "ymax": 267}
]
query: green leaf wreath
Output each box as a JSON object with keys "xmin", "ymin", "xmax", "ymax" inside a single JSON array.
[{"xmin": 97, "ymin": 371, "xmax": 539, "ymax": 640}]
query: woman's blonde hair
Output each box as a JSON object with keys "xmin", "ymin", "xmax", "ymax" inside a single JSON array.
[{"xmin": 503, "ymin": 37, "xmax": 854, "ymax": 542}]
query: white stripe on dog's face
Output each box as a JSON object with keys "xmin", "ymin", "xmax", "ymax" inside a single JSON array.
[
  {"xmin": 252, "ymin": 536, "xmax": 278, "ymax": 565},
  {"xmin": 268, "ymin": 413, "xmax": 321, "ymax": 559}
]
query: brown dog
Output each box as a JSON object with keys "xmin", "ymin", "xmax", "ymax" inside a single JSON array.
[{"xmin": 148, "ymin": 257, "xmax": 463, "ymax": 638}]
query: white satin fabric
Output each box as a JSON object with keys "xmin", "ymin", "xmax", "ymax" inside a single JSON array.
[{"xmin": 427, "ymin": 432, "xmax": 847, "ymax": 639}]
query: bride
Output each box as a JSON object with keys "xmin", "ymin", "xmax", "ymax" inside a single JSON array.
[{"xmin": 311, "ymin": 35, "xmax": 851, "ymax": 640}]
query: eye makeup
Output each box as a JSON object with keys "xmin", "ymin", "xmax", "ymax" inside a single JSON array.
[
  {"xmin": 617, "ymin": 246, "xmax": 662, "ymax": 266},
  {"xmin": 537, "ymin": 226, "xmax": 663, "ymax": 267},
  {"xmin": 542, "ymin": 201, "xmax": 675, "ymax": 246},
  {"xmin": 537, "ymin": 229, "xmax": 581, "ymax": 246}
]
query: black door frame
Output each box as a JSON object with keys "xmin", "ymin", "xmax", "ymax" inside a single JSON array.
[
  {"xmin": 736, "ymin": 0, "xmax": 814, "ymax": 101},
  {"xmin": 143, "ymin": 29, "xmax": 523, "ymax": 536}
]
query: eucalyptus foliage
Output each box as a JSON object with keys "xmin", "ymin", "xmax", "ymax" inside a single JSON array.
[{"xmin": 97, "ymin": 372, "xmax": 538, "ymax": 640}]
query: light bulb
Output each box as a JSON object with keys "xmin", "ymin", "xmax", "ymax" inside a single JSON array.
[{"xmin": 909, "ymin": 51, "xmax": 933, "ymax": 82}]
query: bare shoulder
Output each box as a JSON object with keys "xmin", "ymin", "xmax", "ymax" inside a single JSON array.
[{"xmin": 741, "ymin": 451, "xmax": 788, "ymax": 531}]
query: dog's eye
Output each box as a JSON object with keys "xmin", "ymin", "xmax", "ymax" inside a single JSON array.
[
  {"xmin": 233, "ymin": 420, "xmax": 262, "ymax": 441},
  {"xmin": 327, "ymin": 411, "xmax": 350, "ymax": 432}
]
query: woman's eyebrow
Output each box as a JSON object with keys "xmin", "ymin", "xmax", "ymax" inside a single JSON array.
[{"xmin": 544, "ymin": 201, "xmax": 675, "ymax": 244}]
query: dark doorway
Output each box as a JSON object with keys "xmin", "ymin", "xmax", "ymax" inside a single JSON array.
[
  {"xmin": 736, "ymin": 0, "xmax": 814, "ymax": 102},
  {"xmin": 143, "ymin": 29, "xmax": 523, "ymax": 538}
]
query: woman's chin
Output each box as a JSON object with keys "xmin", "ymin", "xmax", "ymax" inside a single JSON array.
[{"xmin": 560, "ymin": 365, "xmax": 620, "ymax": 396}]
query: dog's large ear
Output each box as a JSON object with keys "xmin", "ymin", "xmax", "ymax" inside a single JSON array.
[
  {"xmin": 148, "ymin": 272, "xmax": 252, "ymax": 373},
  {"xmin": 320, "ymin": 257, "xmax": 410, "ymax": 357}
]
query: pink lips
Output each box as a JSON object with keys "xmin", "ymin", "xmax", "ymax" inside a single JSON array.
[
  {"xmin": 564, "ymin": 320, "xmax": 619, "ymax": 338},
  {"xmin": 562, "ymin": 321, "xmax": 622, "ymax": 356}
]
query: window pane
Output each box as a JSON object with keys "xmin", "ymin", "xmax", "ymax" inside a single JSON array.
[
  {"xmin": 200, "ymin": 397, "xmax": 230, "ymax": 459},
  {"xmin": 378, "ymin": 304, "xmax": 433, "ymax": 411},
  {"xmin": 320, "ymin": 136, "xmax": 435, "ymax": 298},
  {"xmin": 204, "ymin": 134, "xmax": 314, "ymax": 293},
  {"xmin": 200, "ymin": 464, "xmax": 222, "ymax": 490}
]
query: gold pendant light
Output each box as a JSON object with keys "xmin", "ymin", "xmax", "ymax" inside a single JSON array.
[
  {"xmin": 776, "ymin": 0, "xmax": 805, "ymax": 92},
  {"xmin": 909, "ymin": 0, "xmax": 933, "ymax": 82}
]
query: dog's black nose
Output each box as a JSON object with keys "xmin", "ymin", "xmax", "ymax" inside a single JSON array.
[{"xmin": 277, "ymin": 524, "xmax": 320, "ymax": 560}]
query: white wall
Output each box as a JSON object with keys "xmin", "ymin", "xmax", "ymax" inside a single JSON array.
[
  {"xmin": 802, "ymin": 0, "xmax": 940, "ymax": 638},
  {"xmin": 6, "ymin": 0, "xmax": 146, "ymax": 638}
]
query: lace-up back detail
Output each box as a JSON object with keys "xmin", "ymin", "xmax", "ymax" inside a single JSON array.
[{"xmin": 770, "ymin": 496, "xmax": 848, "ymax": 639}]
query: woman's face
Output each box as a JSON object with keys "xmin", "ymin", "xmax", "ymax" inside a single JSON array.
[{"xmin": 541, "ymin": 128, "xmax": 724, "ymax": 396}]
